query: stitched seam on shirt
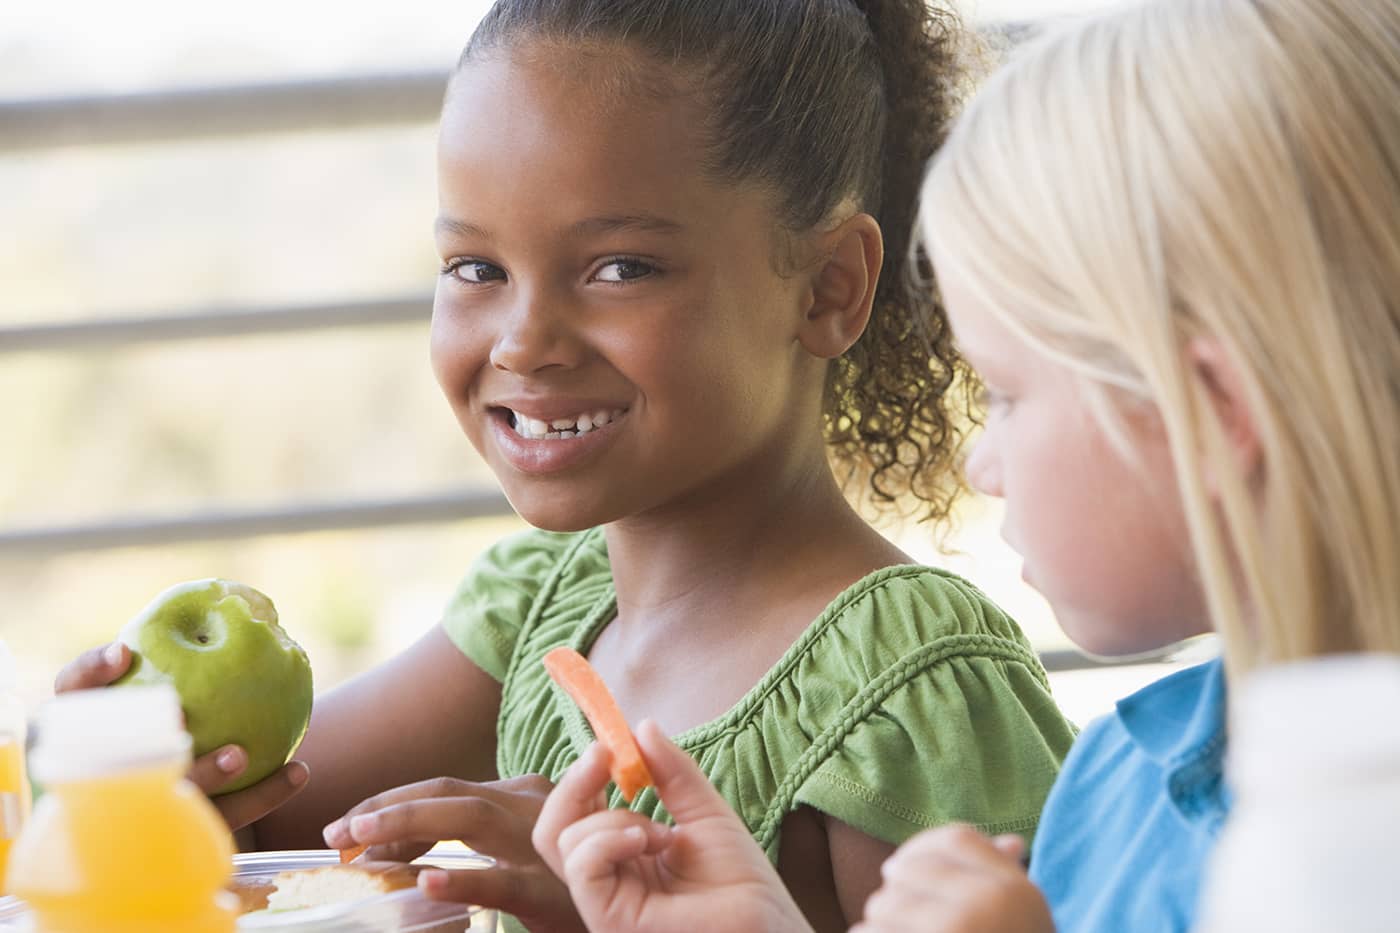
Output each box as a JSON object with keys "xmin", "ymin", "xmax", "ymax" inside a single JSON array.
[
  {"xmin": 478, "ymin": 619, "xmax": 516, "ymax": 667},
  {"xmin": 803, "ymin": 748, "xmax": 1044, "ymax": 838},
  {"xmin": 806, "ymin": 772, "xmax": 939, "ymax": 827},
  {"xmin": 753, "ymin": 637, "xmax": 1043, "ymax": 850},
  {"xmin": 499, "ymin": 529, "xmax": 600, "ymax": 687},
  {"xmin": 497, "ymin": 529, "xmax": 602, "ymax": 775}
]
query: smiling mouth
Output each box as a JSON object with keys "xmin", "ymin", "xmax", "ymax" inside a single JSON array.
[{"xmin": 503, "ymin": 407, "xmax": 628, "ymax": 440}]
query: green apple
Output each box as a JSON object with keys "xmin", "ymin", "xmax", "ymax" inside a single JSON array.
[{"xmin": 114, "ymin": 578, "xmax": 313, "ymax": 795}]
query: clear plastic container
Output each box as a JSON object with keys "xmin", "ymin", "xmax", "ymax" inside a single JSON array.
[
  {"xmin": 231, "ymin": 849, "xmax": 497, "ymax": 932},
  {"xmin": 0, "ymin": 847, "xmax": 498, "ymax": 933}
]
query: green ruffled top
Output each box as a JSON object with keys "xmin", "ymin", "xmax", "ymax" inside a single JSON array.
[{"xmin": 442, "ymin": 527, "xmax": 1077, "ymax": 858}]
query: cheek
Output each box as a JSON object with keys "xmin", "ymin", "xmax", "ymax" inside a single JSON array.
[{"xmin": 429, "ymin": 293, "xmax": 486, "ymax": 396}]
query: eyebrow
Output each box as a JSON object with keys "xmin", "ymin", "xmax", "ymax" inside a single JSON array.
[
  {"xmin": 434, "ymin": 216, "xmax": 492, "ymax": 241},
  {"xmin": 433, "ymin": 213, "xmax": 685, "ymax": 242},
  {"xmin": 569, "ymin": 214, "xmax": 685, "ymax": 237}
]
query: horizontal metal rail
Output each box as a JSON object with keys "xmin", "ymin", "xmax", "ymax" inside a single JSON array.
[
  {"xmin": 0, "ymin": 488, "xmax": 513, "ymax": 557},
  {"xmin": 1038, "ymin": 648, "xmax": 1172, "ymax": 672},
  {"xmin": 0, "ymin": 20, "xmax": 1034, "ymax": 154},
  {"xmin": 0, "ymin": 294, "xmax": 434, "ymax": 354},
  {"xmin": 0, "ymin": 71, "xmax": 449, "ymax": 151}
]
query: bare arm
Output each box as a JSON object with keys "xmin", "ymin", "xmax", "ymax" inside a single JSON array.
[
  {"xmin": 776, "ymin": 807, "xmax": 895, "ymax": 931},
  {"xmin": 248, "ymin": 623, "xmax": 502, "ymax": 850}
]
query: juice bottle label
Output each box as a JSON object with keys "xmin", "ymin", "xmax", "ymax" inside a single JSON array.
[{"xmin": 0, "ymin": 791, "xmax": 17, "ymax": 838}]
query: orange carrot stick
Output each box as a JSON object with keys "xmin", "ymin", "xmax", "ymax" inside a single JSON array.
[
  {"xmin": 543, "ymin": 646, "xmax": 655, "ymax": 802},
  {"xmin": 339, "ymin": 843, "xmax": 368, "ymax": 863}
]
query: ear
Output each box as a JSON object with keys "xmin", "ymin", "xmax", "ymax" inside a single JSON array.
[
  {"xmin": 1188, "ymin": 336, "xmax": 1262, "ymax": 491},
  {"xmin": 797, "ymin": 213, "xmax": 883, "ymax": 359}
]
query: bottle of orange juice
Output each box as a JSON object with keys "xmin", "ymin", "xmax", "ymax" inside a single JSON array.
[
  {"xmin": 0, "ymin": 639, "xmax": 27, "ymax": 892},
  {"xmin": 7, "ymin": 685, "xmax": 238, "ymax": 932}
]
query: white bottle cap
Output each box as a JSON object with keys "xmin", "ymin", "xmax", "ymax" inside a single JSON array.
[{"xmin": 29, "ymin": 685, "xmax": 192, "ymax": 783}]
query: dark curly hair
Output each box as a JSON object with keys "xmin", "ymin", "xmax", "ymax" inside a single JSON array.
[{"xmin": 463, "ymin": 0, "xmax": 976, "ymax": 526}]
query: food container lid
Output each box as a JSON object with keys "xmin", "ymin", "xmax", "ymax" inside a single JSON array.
[{"xmin": 0, "ymin": 847, "xmax": 498, "ymax": 933}]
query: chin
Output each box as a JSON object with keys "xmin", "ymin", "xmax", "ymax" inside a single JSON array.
[
  {"xmin": 505, "ymin": 490, "xmax": 612, "ymax": 534},
  {"xmin": 1059, "ymin": 618, "xmax": 1179, "ymax": 662}
]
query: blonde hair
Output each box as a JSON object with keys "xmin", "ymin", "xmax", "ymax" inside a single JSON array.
[{"xmin": 922, "ymin": 0, "xmax": 1400, "ymax": 674}]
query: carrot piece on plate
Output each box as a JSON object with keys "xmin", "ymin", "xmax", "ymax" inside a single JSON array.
[
  {"xmin": 543, "ymin": 646, "xmax": 655, "ymax": 801},
  {"xmin": 339, "ymin": 843, "xmax": 369, "ymax": 864}
]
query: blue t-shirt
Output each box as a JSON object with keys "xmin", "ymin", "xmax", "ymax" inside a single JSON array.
[{"xmin": 1029, "ymin": 659, "xmax": 1229, "ymax": 932}]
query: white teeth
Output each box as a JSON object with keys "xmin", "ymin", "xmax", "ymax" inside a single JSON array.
[{"xmin": 508, "ymin": 407, "xmax": 626, "ymax": 439}]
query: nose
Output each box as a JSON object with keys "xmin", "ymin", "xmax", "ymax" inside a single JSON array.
[
  {"xmin": 964, "ymin": 434, "xmax": 1003, "ymax": 499},
  {"xmin": 489, "ymin": 289, "xmax": 582, "ymax": 374}
]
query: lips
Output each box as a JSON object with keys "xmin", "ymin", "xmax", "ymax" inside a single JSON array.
[{"xmin": 486, "ymin": 403, "xmax": 630, "ymax": 475}]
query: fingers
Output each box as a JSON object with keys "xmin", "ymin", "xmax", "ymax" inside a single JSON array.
[
  {"xmin": 360, "ymin": 839, "xmax": 436, "ymax": 864},
  {"xmin": 323, "ymin": 776, "xmax": 523, "ymax": 848},
  {"xmin": 559, "ymin": 811, "xmax": 672, "ymax": 887},
  {"xmin": 533, "ymin": 742, "xmax": 612, "ymax": 877},
  {"xmin": 338, "ymin": 795, "xmax": 539, "ymax": 865},
  {"xmin": 634, "ymin": 719, "xmax": 734, "ymax": 825},
  {"xmin": 212, "ymin": 760, "xmax": 310, "ymax": 832},
  {"xmin": 187, "ymin": 745, "xmax": 248, "ymax": 795},
  {"xmin": 991, "ymin": 833, "xmax": 1027, "ymax": 865},
  {"xmin": 53, "ymin": 642, "xmax": 130, "ymax": 693},
  {"xmin": 861, "ymin": 825, "xmax": 1050, "ymax": 933},
  {"xmin": 417, "ymin": 863, "xmax": 572, "ymax": 924}
]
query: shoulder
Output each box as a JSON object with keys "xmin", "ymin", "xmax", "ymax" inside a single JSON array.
[
  {"xmin": 805, "ymin": 564, "xmax": 1045, "ymax": 680},
  {"xmin": 736, "ymin": 565, "xmax": 1076, "ymax": 850},
  {"xmin": 440, "ymin": 527, "xmax": 611, "ymax": 681},
  {"xmin": 445, "ymin": 527, "xmax": 608, "ymax": 614}
]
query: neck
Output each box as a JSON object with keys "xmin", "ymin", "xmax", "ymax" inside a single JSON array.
[{"xmin": 602, "ymin": 454, "xmax": 899, "ymax": 629}]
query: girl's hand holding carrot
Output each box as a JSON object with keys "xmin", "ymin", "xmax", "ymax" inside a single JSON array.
[
  {"xmin": 321, "ymin": 773, "xmax": 587, "ymax": 933},
  {"xmin": 852, "ymin": 826, "xmax": 1052, "ymax": 933},
  {"xmin": 534, "ymin": 720, "xmax": 812, "ymax": 933}
]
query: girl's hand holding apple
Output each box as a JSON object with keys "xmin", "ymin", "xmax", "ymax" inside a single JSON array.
[{"xmin": 51, "ymin": 579, "xmax": 315, "ymax": 832}]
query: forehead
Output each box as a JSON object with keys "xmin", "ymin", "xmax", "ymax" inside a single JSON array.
[{"xmin": 438, "ymin": 42, "xmax": 722, "ymax": 216}]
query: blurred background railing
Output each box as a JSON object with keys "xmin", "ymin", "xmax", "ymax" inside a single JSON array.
[{"xmin": 1, "ymin": 0, "xmax": 1199, "ymax": 727}]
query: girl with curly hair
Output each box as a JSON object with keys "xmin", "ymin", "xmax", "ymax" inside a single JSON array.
[{"xmin": 57, "ymin": 2, "xmax": 1077, "ymax": 929}]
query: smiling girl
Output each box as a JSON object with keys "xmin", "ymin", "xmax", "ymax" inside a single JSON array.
[{"xmin": 56, "ymin": 2, "xmax": 1079, "ymax": 930}]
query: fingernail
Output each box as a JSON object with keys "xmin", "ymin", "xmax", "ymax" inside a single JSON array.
[
  {"xmin": 349, "ymin": 813, "xmax": 378, "ymax": 837},
  {"xmin": 419, "ymin": 869, "xmax": 448, "ymax": 892},
  {"xmin": 322, "ymin": 820, "xmax": 344, "ymax": 846},
  {"xmin": 103, "ymin": 643, "xmax": 124, "ymax": 666},
  {"xmin": 216, "ymin": 747, "xmax": 243, "ymax": 773},
  {"xmin": 289, "ymin": 761, "xmax": 310, "ymax": 787}
]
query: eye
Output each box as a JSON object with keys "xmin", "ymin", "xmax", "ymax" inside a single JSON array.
[
  {"xmin": 592, "ymin": 257, "xmax": 657, "ymax": 284},
  {"xmin": 442, "ymin": 259, "xmax": 507, "ymax": 285}
]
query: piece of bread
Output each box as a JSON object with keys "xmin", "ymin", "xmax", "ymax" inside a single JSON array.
[
  {"xmin": 227, "ymin": 877, "xmax": 277, "ymax": 915},
  {"xmin": 265, "ymin": 861, "xmax": 420, "ymax": 912}
]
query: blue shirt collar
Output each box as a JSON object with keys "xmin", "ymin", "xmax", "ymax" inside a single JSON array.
[
  {"xmin": 1116, "ymin": 657, "xmax": 1226, "ymax": 765},
  {"xmin": 1116, "ymin": 657, "xmax": 1230, "ymax": 829}
]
